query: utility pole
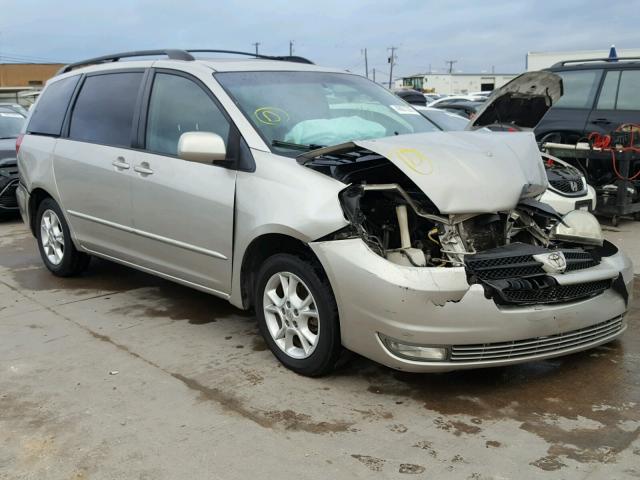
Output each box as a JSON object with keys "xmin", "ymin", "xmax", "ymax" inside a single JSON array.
[
  {"xmin": 388, "ymin": 46, "xmax": 398, "ymax": 89},
  {"xmin": 362, "ymin": 48, "xmax": 369, "ymax": 79},
  {"xmin": 373, "ymin": 68, "xmax": 376, "ymax": 83},
  {"xmin": 252, "ymin": 42, "xmax": 260, "ymax": 55},
  {"xmin": 289, "ymin": 40, "xmax": 294, "ymax": 56},
  {"xmin": 445, "ymin": 60, "xmax": 457, "ymax": 74}
]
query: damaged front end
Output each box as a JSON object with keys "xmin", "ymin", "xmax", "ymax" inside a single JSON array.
[{"xmin": 302, "ymin": 132, "xmax": 629, "ymax": 308}]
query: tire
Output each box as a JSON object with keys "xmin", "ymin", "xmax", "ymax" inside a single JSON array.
[
  {"xmin": 255, "ymin": 253, "xmax": 342, "ymax": 377},
  {"xmin": 36, "ymin": 198, "xmax": 90, "ymax": 277}
]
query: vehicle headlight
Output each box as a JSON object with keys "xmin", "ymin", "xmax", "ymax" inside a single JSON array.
[
  {"xmin": 379, "ymin": 334, "xmax": 449, "ymax": 361},
  {"xmin": 552, "ymin": 210, "xmax": 603, "ymax": 246}
]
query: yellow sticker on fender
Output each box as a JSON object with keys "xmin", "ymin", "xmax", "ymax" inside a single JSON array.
[{"xmin": 393, "ymin": 148, "xmax": 433, "ymax": 175}]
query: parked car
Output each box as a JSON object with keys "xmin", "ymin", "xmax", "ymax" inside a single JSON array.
[
  {"xmin": 0, "ymin": 106, "xmax": 26, "ymax": 217},
  {"xmin": 431, "ymin": 99, "xmax": 484, "ymax": 119},
  {"xmin": 428, "ymin": 95, "xmax": 487, "ymax": 107},
  {"xmin": 536, "ymin": 56, "xmax": 640, "ymax": 144},
  {"xmin": 17, "ymin": 49, "xmax": 632, "ymax": 376},
  {"xmin": 393, "ymin": 88, "xmax": 427, "ymax": 106},
  {"xmin": 413, "ymin": 106, "xmax": 470, "ymax": 131},
  {"xmin": 466, "ymin": 71, "xmax": 597, "ymax": 214},
  {"xmin": 0, "ymin": 103, "xmax": 29, "ymax": 117},
  {"xmin": 423, "ymin": 93, "xmax": 444, "ymax": 103}
]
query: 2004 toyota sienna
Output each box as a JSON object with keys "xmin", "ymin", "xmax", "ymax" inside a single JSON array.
[{"xmin": 16, "ymin": 49, "xmax": 633, "ymax": 376}]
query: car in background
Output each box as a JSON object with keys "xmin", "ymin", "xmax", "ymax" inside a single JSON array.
[
  {"xmin": 0, "ymin": 106, "xmax": 26, "ymax": 217},
  {"xmin": 536, "ymin": 56, "xmax": 640, "ymax": 144},
  {"xmin": 392, "ymin": 88, "xmax": 427, "ymax": 106},
  {"xmin": 0, "ymin": 103, "xmax": 29, "ymax": 117},
  {"xmin": 468, "ymin": 70, "xmax": 597, "ymax": 214},
  {"xmin": 423, "ymin": 93, "xmax": 444, "ymax": 103},
  {"xmin": 428, "ymin": 94, "xmax": 487, "ymax": 107},
  {"xmin": 414, "ymin": 106, "xmax": 470, "ymax": 130},
  {"xmin": 430, "ymin": 99, "xmax": 484, "ymax": 119}
]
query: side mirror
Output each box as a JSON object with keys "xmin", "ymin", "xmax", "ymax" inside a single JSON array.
[{"xmin": 177, "ymin": 132, "xmax": 226, "ymax": 164}]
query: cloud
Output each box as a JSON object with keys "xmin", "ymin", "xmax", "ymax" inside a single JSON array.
[{"xmin": 0, "ymin": 0, "xmax": 637, "ymax": 77}]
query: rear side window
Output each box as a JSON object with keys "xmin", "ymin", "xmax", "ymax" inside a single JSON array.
[
  {"xmin": 69, "ymin": 72, "xmax": 143, "ymax": 147},
  {"xmin": 27, "ymin": 75, "xmax": 79, "ymax": 136},
  {"xmin": 616, "ymin": 70, "xmax": 640, "ymax": 111},
  {"xmin": 596, "ymin": 71, "xmax": 620, "ymax": 110},
  {"xmin": 554, "ymin": 70, "xmax": 602, "ymax": 109}
]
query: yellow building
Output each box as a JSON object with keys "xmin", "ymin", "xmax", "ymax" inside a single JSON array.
[{"xmin": 0, "ymin": 63, "xmax": 64, "ymax": 87}]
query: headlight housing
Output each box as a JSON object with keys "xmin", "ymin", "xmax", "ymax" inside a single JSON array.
[{"xmin": 552, "ymin": 210, "xmax": 603, "ymax": 246}]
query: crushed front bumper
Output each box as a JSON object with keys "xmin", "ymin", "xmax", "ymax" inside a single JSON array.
[{"xmin": 311, "ymin": 238, "xmax": 633, "ymax": 372}]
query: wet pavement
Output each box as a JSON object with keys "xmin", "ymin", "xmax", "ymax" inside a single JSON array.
[{"xmin": 0, "ymin": 218, "xmax": 639, "ymax": 479}]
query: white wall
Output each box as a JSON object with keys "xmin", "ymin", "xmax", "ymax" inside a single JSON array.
[
  {"xmin": 421, "ymin": 74, "xmax": 517, "ymax": 95},
  {"xmin": 527, "ymin": 48, "xmax": 640, "ymax": 71}
]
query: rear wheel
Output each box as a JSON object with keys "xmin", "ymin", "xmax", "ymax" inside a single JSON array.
[
  {"xmin": 255, "ymin": 254, "xmax": 342, "ymax": 377},
  {"xmin": 36, "ymin": 198, "xmax": 90, "ymax": 277}
]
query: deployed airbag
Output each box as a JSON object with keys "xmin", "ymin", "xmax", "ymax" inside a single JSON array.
[{"xmin": 285, "ymin": 116, "xmax": 385, "ymax": 146}]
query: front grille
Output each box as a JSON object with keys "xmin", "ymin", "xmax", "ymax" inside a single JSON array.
[
  {"xmin": 450, "ymin": 316, "xmax": 623, "ymax": 362},
  {"xmin": 466, "ymin": 249, "xmax": 599, "ymax": 281},
  {"xmin": 0, "ymin": 179, "xmax": 18, "ymax": 209},
  {"xmin": 500, "ymin": 279, "xmax": 610, "ymax": 304},
  {"xmin": 549, "ymin": 177, "xmax": 585, "ymax": 195}
]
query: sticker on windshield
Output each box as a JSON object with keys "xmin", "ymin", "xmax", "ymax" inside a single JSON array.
[
  {"xmin": 390, "ymin": 105, "xmax": 420, "ymax": 115},
  {"xmin": 254, "ymin": 107, "xmax": 290, "ymax": 126},
  {"xmin": 0, "ymin": 112, "xmax": 23, "ymax": 118}
]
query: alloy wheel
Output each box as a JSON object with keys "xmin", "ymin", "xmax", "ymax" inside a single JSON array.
[
  {"xmin": 262, "ymin": 271, "xmax": 320, "ymax": 359},
  {"xmin": 40, "ymin": 209, "xmax": 65, "ymax": 265}
]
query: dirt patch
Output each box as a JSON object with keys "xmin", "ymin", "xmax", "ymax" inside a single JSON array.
[
  {"xmin": 530, "ymin": 455, "xmax": 567, "ymax": 471},
  {"xmin": 433, "ymin": 417, "xmax": 482, "ymax": 436},
  {"xmin": 351, "ymin": 454, "xmax": 385, "ymax": 472},
  {"xmin": 399, "ymin": 463, "xmax": 425, "ymax": 474}
]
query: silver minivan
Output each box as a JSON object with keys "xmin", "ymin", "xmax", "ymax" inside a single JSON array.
[{"xmin": 17, "ymin": 50, "xmax": 633, "ymax": 376}]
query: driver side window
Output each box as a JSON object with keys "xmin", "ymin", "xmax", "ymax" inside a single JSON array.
[{"xmin": 146, "ymin": 73, "xmax": 230, "ymax": 157}]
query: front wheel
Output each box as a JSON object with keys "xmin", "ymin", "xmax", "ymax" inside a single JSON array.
[
  {"xmin": 36, "ymin": 198, "xmax": 90, "ymax": 277},
  {"xmin": 255, "ymin": 254, "xmax": 342, "ymax": 377}
]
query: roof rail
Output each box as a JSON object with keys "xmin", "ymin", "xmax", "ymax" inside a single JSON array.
[
  {"xmin": 551, "ymin": 56, "xmax": 640, "ymax": 67},
  {"xmin": 56, "ymin": 49, "xmax": 195, "ymax": 75},
  {"xmin": 187, "ymin": 49, "xmax": 314, "ymax": 64}
]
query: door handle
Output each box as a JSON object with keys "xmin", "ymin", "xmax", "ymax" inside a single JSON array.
[
  {"xmin": 112, "ymin": 157, "xmax": 130, "ymax": 170},
  {"xmin": 134, "ymin": 162, "xmax": 154, "ymax": 176},
  {"xmin": 592, "ymin": 118, "xmax": 612, "ymax": 125}
]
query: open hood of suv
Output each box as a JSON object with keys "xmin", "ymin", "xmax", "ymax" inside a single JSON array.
[
  {"xmin": 300, "ymin": 131, "xmax": 548, "ymax": 214},
  {"xmin": 466, "ymin": 71, "xmax": 563, "ymax": 131}
]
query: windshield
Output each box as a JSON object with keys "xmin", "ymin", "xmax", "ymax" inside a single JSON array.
[
  {"xmin": 216, "ymin": 71, "xmax": 439, "ymax": 155},
  {"xmin": 0, "ymin": 110, "xmax": 26, "ymax": 139}
]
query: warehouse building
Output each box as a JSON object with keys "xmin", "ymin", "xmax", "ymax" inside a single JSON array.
[
  {"xmin": 0, "ymin": 63, "xmax": 64, "ymax": 106},
  {"xmin": 400, "ymin": 72, "xmax": 518, "ymax": 95}
]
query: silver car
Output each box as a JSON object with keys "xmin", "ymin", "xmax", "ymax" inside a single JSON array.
[{"xmin": 16, "ymin": 49, "xmax": 633, "ymax": 376}]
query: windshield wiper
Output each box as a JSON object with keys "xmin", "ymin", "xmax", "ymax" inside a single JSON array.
[{"xmin": 271, "ymin": 140, "xmax": 325, "ymax": 151}]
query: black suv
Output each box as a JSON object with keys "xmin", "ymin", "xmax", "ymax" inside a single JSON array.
[{"xmin": 536, "ymin": 57, "xmax": 640, "ymax": 143}]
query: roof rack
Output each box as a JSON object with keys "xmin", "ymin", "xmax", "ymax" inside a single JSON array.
[
  {"xmin": 186, "ymin": 49, "xmax": 313, "ymax": 64},
  {"xmin": 551, "ymin": 56, "xmax": 640, "ymax": 67},
  {"xmin": 57, "ymin": 48, "xmax": 314, "ymax": 75},
  {"xmin": 57, "ymin": 49, "xmax": 195, "ymax": 75}
]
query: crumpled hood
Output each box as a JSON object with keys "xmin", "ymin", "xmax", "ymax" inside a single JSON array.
[
  {"xmin": 302, "ymin": 131, "xmax": 548, "ymax": 214},
  {"xmin": 467, "ymin": 71, "xmax": 563, "ymax": 130}
]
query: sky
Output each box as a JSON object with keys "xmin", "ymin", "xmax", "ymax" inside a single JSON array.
[{"xmin": 0, "ymin": 0, "xmax": 638, "ymax": 80}]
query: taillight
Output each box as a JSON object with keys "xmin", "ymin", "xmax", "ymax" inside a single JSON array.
[{"xmin": 16, "ymin": 133, "xmax": 24, "ymax": 155}]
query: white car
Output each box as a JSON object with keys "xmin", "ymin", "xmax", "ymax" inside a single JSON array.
[{"xmin": 467, "ymin": 71, "xmax": 597, "ymax": 214}]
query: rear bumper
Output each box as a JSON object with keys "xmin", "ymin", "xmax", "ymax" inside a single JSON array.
[
  {"xmin": 311, "ymin": 238, "xmax": 632, "ymax": 372},
  {"xmin": 15, "ymin": 182, "xmax": 30, "ymax": 225}
]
